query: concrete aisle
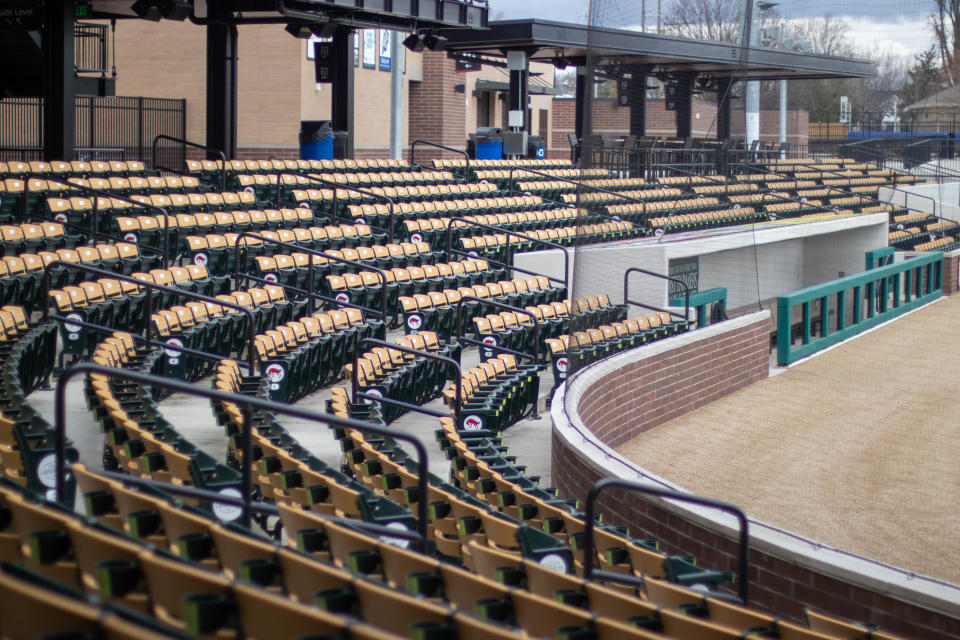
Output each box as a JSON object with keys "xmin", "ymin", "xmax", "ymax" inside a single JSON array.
[{"xmin": 616, "ymin": 296, "xmax": 960, "ymax": 586}]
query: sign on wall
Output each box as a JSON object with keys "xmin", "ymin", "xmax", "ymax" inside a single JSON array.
[
  {"xmin": 362, "ymin": 29, "xmax": 376, "ymax": 68},
  {"xmin": 668, "ymin": 256, "xmax": 699, "ymax": 298},
  {"xmin": 353, "ymin": 32, "xmax": 359, "ymax": 66},
  {"xmin": 379, "ymin": 30, "xmax": 391, "ymax": 71}
]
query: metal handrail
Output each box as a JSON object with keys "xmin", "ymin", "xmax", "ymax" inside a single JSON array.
[
  {"xmin": 410, "ymin": 139, "xmax": 470, "ymax": 181},
  {"xmin": 582, "ymin": 477, "xmax": 750, "ymax": 605},
  {"xmin": 87, "ymin": 468, "xmax": 423, "ymax": 544},
  {"xmin": 45, "ymin": 312, "xmax": 251, "ymax": 372},
  {"xmin": 42, "ymin": 261, "xmax": 258, "ymax": 372},
  {"xmin": 351, "ymin": 337, "xmax": 462, "ymax": 427},
  {"xmin": 623, "ymin": 267, "xmax": 690, "ymax": 322},
  {"xmin": 267, "ymin": 171, "xmax": 398, "ymax": 242},
  {"xmin": 152, "ymin": 134, "xmax": 227, "ymax": 192},
  {"xmin": 507, "ymin": 165, "xmax": 648, "ymax": 218},
  {"xmin": 22, "ymin": 172, "xmax": 172, "ymax": 263},
  {"xmin": 454, "ymin": 295, "xmax": 540, "ymax": 363},
  {"xmin": 54, "ymin": 364, "xmax": 431, "ymax": 549},
  {"xmin": 230, "ymin": 231, "xmax": 389, "ymax": 320},
  {"xmin": 443, "ymin": 216, "xmax": 570, "ymax": 292}
]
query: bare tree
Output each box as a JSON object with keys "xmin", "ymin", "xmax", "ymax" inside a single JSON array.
[
  {"xmin": 662, "ymin": 0, "xmax": 743, "ymax": 43},
  {"xmin": 931, "ymin": 0, "xmax": 960, "ymax": 85},
  {"xmin": 785, "ymin": 14, "xmax": 854, "ymax": 57}
]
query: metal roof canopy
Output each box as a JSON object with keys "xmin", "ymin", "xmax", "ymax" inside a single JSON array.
[
  {"xmin": 439, "ymin": 19, "xmax": 872, "ymax": 81},
  {"xmin": 86, "ymin": 0, "xmax": 488, "ymax": 29}
]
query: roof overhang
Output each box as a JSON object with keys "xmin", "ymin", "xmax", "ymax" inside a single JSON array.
[
  {"xmin": 475, "ymin": 78, "xmax": 554, "ymax": 95},
  {"xmin": 85, "ymin": 0, "xmax": 488, "ymax": 30},
  {"xmin": 440, "ymin": 19, "xmax": 872, "ymax": 82}
]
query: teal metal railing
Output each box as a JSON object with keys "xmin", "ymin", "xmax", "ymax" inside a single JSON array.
[
  {"xmin": 776, "ymin": 253, "xmax": 943, "ymax": 365},
  {"xmin": 670, "ymin": 287, "xmax": 727, "ymax": 328}
]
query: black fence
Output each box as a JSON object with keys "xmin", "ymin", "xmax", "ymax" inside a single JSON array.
[
  {"xmin": 0, "ymin": 95, "xmax": 185, "ymax": 165},
  {"xmin": 74, "ymin": 22, "xmax": 108, "ymax": 75}
]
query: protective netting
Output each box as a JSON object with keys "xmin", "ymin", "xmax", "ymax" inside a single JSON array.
[{"xmin": 554, "ymin": 0, "xmax": 960, "ymax": 592}]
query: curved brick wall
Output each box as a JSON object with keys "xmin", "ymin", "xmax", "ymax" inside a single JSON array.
[{"xmin": 551, "ymin": 311, "xmax": 960, "ymax": 640}]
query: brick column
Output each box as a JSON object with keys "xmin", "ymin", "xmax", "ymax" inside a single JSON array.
[{"xmin": 407, "ymin": 51, "xmax": 466, "ymax": 162}]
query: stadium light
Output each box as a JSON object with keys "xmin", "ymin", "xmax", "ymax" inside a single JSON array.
[
  {"xmin": 422, "ymin": 32, "xmax": 447, "ymax": 51},
  {"xmin": 130, "ymin": 0, "xmax": 190, "ymax": 21},
  {"xmin": 403, "ymin": 33, "xmax": 426, "ymax": 52}
]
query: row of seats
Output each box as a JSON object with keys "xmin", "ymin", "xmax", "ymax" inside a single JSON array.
[
  {"xmin": 400, "ymin": 208, "xmax": 594, "ymax": 245},
  {"xmin": 213, "ymin": 360, "xmax": 413, "ymax": 529},
  {"xmin": 253, "ymin": 171, "xmax": 470, "ymax": 200},
  {"xmin": 190, "ymin": 156, "xmax": 412, "ymax": 174},
  {"xmin": 0, "ymin": 159, "xmax": 151, "ymax": 177},
  {"xmin": 561, "ymin": 187, "xmax": 684, "ymax": 205},
  {"xmin": 0, "ymin": 307, "xmax": 69, "ymax": 498},
  {"xmin": 346, "ymin": 332, "xmax": 459, "ymax": 423},
  {"xmin": 546, "ymin": 312, "xmax": 690, "ymax": 393},
  {"xmin": 0, "ymin": 221, "xmax": 82, "ymax": 255},
  {"xmin": 399, "ymin": 277, "xmax": 567, "ymax": 340},
  {"xmin": 49, "ymin": 265, "xmax": 229, "ymax": 365},
  {"xmin": 186, "ymin": 232, "xmax": 424, "ymax": 273},
  {"xmin": 254, "ymin": 307, "xmax": 386, "ymax": 402},
  {"xmin": 472, "ymin": 295, "xmax": 626, "ymax": 362},
  {"xmin": 338, "ymin": 195, "xmax": 550, "ymax": 230},
  {"xmin": 88, "ymin": 337, "xmax": 242, "ymax": 495}
]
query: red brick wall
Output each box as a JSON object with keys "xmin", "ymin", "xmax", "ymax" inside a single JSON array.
[
  {"xmin": 408, "ymin": 51, "xmax": 467, "ymax": 162},
  {"xmin": 551, "ymin": 315, "xmax": 960, "ymax": 640}
]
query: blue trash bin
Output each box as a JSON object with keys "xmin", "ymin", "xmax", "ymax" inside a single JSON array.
[
  {"xmin": 300, "ymin": 120, "xmax": 334, "ymax": 160},
  {"xmin": 470, "ymin": 127, "xmax": 503, "ymax": 160}
]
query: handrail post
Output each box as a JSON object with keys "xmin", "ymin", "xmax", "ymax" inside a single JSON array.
[
  {"xmin": 623, "ymin": 267, "xmax": 690, "ymax": 323},
  {"xmin": 231, "ymin": 231, "xmax": 389, "ymax": 323},
  {"xmin": 583, "ymin": 477, "xmax": 750, "ymax": 605},
  {"xmin": 24, "ymin": 172, "xmax": 172, "ymax": 264},
  {"xmin": 350, "ymin": 337, "xmax": 462, "ymax": 431},
  {"xmin": 54, "ymin": 364, "xmax": 432, "ymax": 550},
  {"xmin": 43, "ymin": 261, "xmax": 257, "ymax": 372},
  {"xmin": 410, "ymin": 139, "xmax": 470, "ymax": 181},
  {"xmin": 442, "ymin": 215, "xmax": 570, "ymax": 293},
  {"xmin": 152, "ymin": 134, "xmax": 227, "ymax": 191}
]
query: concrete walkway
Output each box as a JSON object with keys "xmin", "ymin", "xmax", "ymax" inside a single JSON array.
[{"xmin": 616, "ymin": 295, "xmax": 960, "ymax": 586}]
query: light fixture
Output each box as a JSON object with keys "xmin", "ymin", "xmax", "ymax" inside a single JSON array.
[
  {"xmin": 422, "ymin": 33, "xmax": 447, "ymax": 51},
  {"xmin": 403, "ymin": 33, "xmax": 426, "ymax": 52},
  {"xmin": 285, "ymin": 23, "xmax": 313, "ymax": 38},
  {"xmin": 553, "ymin": 57, "xmax": 570, "ymax": 70},
  {"xmin": 130, "ymin": 0, "xmax": 190, "ymax": 21}
]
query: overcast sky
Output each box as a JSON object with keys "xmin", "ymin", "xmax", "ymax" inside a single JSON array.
[{"xmin": 487, "ymin": 0, "xmax": 934, "ymax": 59}]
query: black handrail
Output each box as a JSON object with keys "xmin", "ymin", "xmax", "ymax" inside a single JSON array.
[
  {"xmin": 351, "ymin": 337, "xmax": 462, "ymax": 428},
  {"xmin": 42, "ymin": 261, "xmax": 258, "ymax": 372},
  {"xmin": 22, "ymin": 172, "xmax": 172, "ymax": 264},
  {"xmin": 582, "ymin": 477, "xmax": 749, "ymax": 605},
  {"xmin": 55, "ymin": 364, "xmax": 431, "ymax": 549},
  {"xmin": 268, "ymin": 171, "xmax": 398, "ymax": 242},
  {"xmin": 443, "ymin": 216, "xmax": 570, "ymax": 292},
  {"xmin": 152, "ymin": 134, "xmax": 227, "ymax": 192},
  {"xmin": 87, "ymin": 470, "xmax": 420, "ymax": 540},
  {"xmin": 410, "ymin": 139, "xmax": 470, "ymax": 181},
  {"xmin": 454, "ymin": 295, "xmax": 540, "ymax": 363},
  {"xmin": 48, "ymin": 312, "xmax": 252, "ymax": 372},
  {"xmin": 87, "ymin": 468, "xmax": 423, "ymax": 544},
  {"xmin": 507, "ymin": 165, "xmax": 648, "ymax": 218},
  {"xmin": 623, "ymin": 267, "xmax": 690, "ymax": 322},
  {"xmin": 230, "ymin": 231, "xmax": 389, "ymax": 321}
]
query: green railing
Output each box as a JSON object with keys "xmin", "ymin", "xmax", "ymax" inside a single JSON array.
[
  {"xmin": 777, "ymin": 253, "xmax": 943, "ymax": 365},
  {"xmin": 671, "ymin": 287, "xmax": 727, "ymax": 328}
]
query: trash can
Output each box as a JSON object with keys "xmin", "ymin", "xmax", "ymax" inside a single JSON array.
[
  {"xmin": 332, "ymin": 131, "xmax": 350, "ymax": 159},
  {"xmin": 299, "ymin": 120, "xmax": 333, "ymax": 160},
  {"xmin": 526, "ymin": 135, "xmax": 545, "ymax": 159},
  {"xmin": 469, "ymin": 127, "xmax": 503, "ymax": 160}
]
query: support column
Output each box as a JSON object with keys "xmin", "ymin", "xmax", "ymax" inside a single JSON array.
[
  {"xmin": 507, "ymin": 50, "xmax": 529, "ymax": 132},
  {"xmin": 674, "ymin": 73, "xmax": 695, "ymax": 140},
  {"xmin": 42, "ymin": 0, "xmax": 74, "ymax": 160},
  {"xmin": 627, "ymin": 67, "xmax": 647, "ymax": 137},
  {"xmin": 331, "ymin": 27, "xmax": 355, "ymax": 158},
  {"xmin": 205, "ymin": 0, "xmax": 238, "ymax": 159},
  {"xmin": 575, "ymin": 66, "xmax": 590, "ymax": 140},
  {"xmin": 716, "ymin": 78, "xmax": 733, "ymax": 140}
]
